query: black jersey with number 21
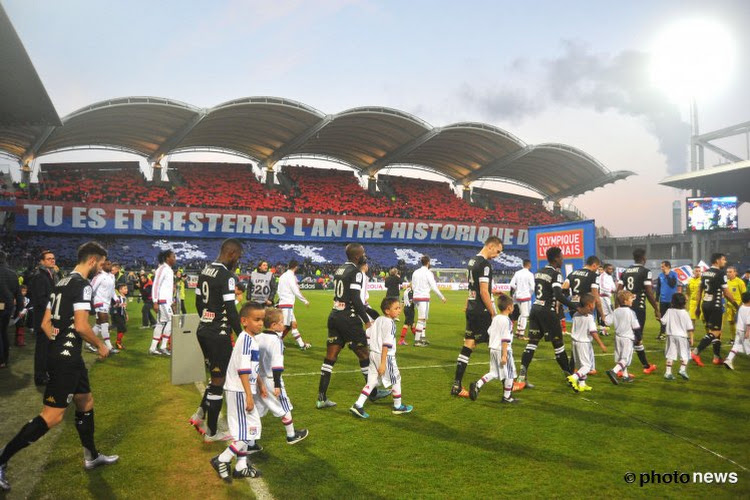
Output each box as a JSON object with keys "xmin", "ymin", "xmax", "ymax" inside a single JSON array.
[{"xmin": 48, "ymin": 271, "xmax": 92, "ymax": 367}]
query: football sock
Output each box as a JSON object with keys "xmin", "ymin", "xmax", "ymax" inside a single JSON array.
[
  {"xmin": 392, "ymin": 383, "xmax": 402, "ymax": 407},
  {"xmin": 634, "ymin": 344, "xmax": 650, "ymax": 368},
  {"xmin": 206, "ymin": 385, "xmax": 224, "ymax": 435},
  {"xmin": 399, "ymin": 326, "xmax": 408, "ymax": 342},
  {"xmin": 116, "ymin": 332, "xmax": 124, "ymax": 347},
  {"xmin": 679, "ymin": 361, "xmax": 688, "ymax": 372},
  {"xmin": 553, "ymin": 343, "xmax": 570, "ymax": 373},
  {"xmin": 220, "ymin": 441, "xmax": 245, "ymax": 463},
  {"xmin": 318, "ymin": 358, "xmax": 336, "ymax": 400},
  {"xmin": 476, "ymin": 373, "xmax": 494, "ymax": 390},
  {"xmin": 665, "ymin": 361, "xmax": 673, "ymax": 375},
  {"xmin": 159, "ymin": 329, "xmax": 171, "ymax": 350},
  {"xmin": 236, "ymin": 449, "xmax": 249, "ymax": 471},
  {"xmin": 291, "ymin": 329, "xmax": 305, "ymax": 348},
  {"xmin": 200, "ymin": 386, "xmax": 210, "ymax": 414},
  {"xmin": 99, "ymin": 323, "xmax": 112, "ymax": 349},
  {"xmin": 281, "ymin": 413, "xmax": 295, "ymax": 438},
  {"xmin": 726, "ymin": 350, "xmax": 736, "ymax": 362},
  {"xmin": 356, "ymin": 385, "xmax": 371, "ymax": 408},
  {"xmin": 0, "ymin": 416, "xmax": 49, "ymax": 466},
  {"xmin": 521, "ymin": 340, "xmax": 539, "ymax": 376},
  {"xmin": 92, "ymin": 324, "xmax": 100, "ymax": 337},
  {"xmin": 454, "ymin": 347, "xmax": 473, "ymax": 384},
  {"xmin": 711, "ymin": 338, "xmax": 721, "ymax": 358},
  {"xmin": 695, "ymin": 333, "xmax": 714, "ymax": 354},
  {"xmin": 75, "ymin": 410, "xmax": 98, "ymax": 460},
  {"xmin": 517, "ymin": 315, "xmax": 528, "ymax": 335},
  {"xmin": 503, "ymin": 379, "xmax": 513, "ymax": 399}
]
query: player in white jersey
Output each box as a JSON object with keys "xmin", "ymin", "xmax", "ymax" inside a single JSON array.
[
  {"xmin": 604, "ymin": 291, "xmax": 640, "ymax": 385},
  {"xmin": 566, "ymin": 294, "xmax": 607, "ymax": 392},
  {"xmin": 276, "ymin": 261, "xmax": 311, "ymax": 350},
  {"xmin": 359, "ymin": 260, "xmax": 380, "ymax": 322},
  {"xmin": 410, "ymin": 255, "xmax": 446, "ymax": 346},
  {"xmin": 149, "ymin": 250, "xmax": 176, "ymax": 356},
  {"xmin": 723, "ymin": 291, "xmax": 750, "ymax": 370},
  {"xmin": 597, "ymin": 263, "xmax": 617, "ymax": 336},
  {"xmin": 89, "ymin": 261, "xmax": 118, "ymax": 353},
  {"xmin": 251, "ymin": 308, "xmax": 308, "ymax": 444},
  {"xmin": 509, "ymin": 259, "xmax": 535, "ymax": 339},
  {"xmin": 350, "ymin": 297, "xmax": 413, "ymax": 418},
  {"xmin": 468, "ymin": 294, "xmax": 518, "ymax": 404},
  {"xmin": 661, "ymin": 293, "xmax": 694, "ymax": 380},
  {"xmin": 213, "ymin": 302, "xmax": 264, "ymax": 481}
]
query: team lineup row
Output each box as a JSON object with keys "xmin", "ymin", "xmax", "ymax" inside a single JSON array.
[{"xmin": 1, "ymin": 238, "xmax": 749, "ymax": 491}]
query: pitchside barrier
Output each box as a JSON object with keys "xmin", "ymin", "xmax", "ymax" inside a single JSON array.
[{"xmin": 170, "ymin": 313, "xmax": 206, "ymax": 385}]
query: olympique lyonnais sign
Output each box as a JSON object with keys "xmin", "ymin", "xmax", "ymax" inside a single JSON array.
[
  {"xmin": 12, "ymin": 201, "xmax": 528, "ymax": 248},
  {"xmin": 535, "ymin": 229, "xmax": 584, "ymax": 259}
]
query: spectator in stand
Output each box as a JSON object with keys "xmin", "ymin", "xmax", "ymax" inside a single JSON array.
[{"xmin": 29, "ymin": 250, "xmax": 57, "ymax": 385}]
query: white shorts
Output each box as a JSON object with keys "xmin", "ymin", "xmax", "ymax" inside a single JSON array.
[
  {"xmin": 226, "ymin": 390, "xmax": 262, "ymax": 441},
  {"xmin": 415, "ymin": 300, "xmax": 430, "ymax": 321},
  {"xmin": 664, "ymin": 336, "xmax": 690, "ymax": 362},
  {"xmin": 280, "ymin": 307, "xmax": 296, "ymax": 327},
  {"xmin": 366, "ymin": 352, "xmax": 400, "ymax": 388},
  {"xmin": 253, "ymin": 377, "xmax": 294, "ymax": 418},
  {"xmin": 517, "ymin": 301, "xmax": 531, "ymax": 318},
  {"xmin": 93, "ymin": 303, "xmax": 110, "ymax": 314},
  {"xmin": 731, "ymin": 331, "xmax": 750, "ymax": 355},
  {"xmin": 489, "ymin": 349, "xmax": 516, "ymax": 381},
  {"xmin": 572, "ymin": 341, "xmax": 594, "ymax": 376},
  {"xmin": 614, "ymin": 336, "xmax": 634, "ymax": 367}
]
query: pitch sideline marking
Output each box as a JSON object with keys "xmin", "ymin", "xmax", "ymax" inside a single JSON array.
[
  {"xmin": 194, "ymin": 382, "xmax": 276, "ymax": 500},
  {"xmin": 580, "ymin": 395, "xmax": 749, "ymax": 472}
]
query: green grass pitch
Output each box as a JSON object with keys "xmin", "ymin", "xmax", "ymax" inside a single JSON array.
[{"xmin": 2, "ymin": 289, "xmax": 749, "ymax": 499}]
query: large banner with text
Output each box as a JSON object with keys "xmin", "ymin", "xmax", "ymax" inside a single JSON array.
[
  {"xmin": 11, "ymin": 201, "xmax": 528, "ymax": 248},
  {"xmin": 527, "ymin": 219, "xmax": 596, "ymax": 275}
]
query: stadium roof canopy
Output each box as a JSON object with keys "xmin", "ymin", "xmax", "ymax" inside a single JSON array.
[
  {"xmin": 0, "ymin": 95, "xmax": 633, "ymax": 200},
  {"xmin": 659, "ymin": 160, "xmax": 750, "ymax": 204}
]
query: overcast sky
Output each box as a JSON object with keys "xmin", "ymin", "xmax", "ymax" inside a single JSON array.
[{"xmin": 4, "ymin": 0, "xmax": 749, "ymax": 236}]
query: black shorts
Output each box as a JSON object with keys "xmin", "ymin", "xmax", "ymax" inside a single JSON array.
[
  {"xmin": 327, "ymin": 311, "xmax": 368, "ymax": 348},
  {"xmin": 403, "ymin": 305, "xmax": 415, "ymax": 325},
  {"xmin": 465, "ymin": 310, "xmax": 492, "ymax": 343},
  {"xmin": 197, "ymin": 326, "xmax": 233, "ymax": 378},
  {"xmin": 111, "ymin": 314, "xmax": 127, "ymax": 333},
  {"xmin": 43, "ymin": 362, "xmax": 90, "ymax": 408},
  {"xmin": 701, "ymin": 303, "xmax": 723, "ymax": 332},
  {"xmin": 528, "ymin": 307, "xmax": 563, "ymax": 342}
]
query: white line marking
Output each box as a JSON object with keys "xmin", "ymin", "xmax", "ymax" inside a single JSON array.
[
  {"xmin": 194, "ymin": 382, "xmax": 275, "ymax": 499},
  {"xmin": 284, "ymin": 349, "xmax": 662, "ymax": 377},
  {"xmin": 580, "ymin": 396, "xmax": 749, "ymax": 472}
]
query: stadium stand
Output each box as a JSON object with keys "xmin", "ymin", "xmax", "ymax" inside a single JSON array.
[{"xmin": 1, "ymin": 234, "xmax": 527, "ymax": 276}]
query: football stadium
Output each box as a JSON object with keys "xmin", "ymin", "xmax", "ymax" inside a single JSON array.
[{"xmin": 1, "ymin": 2, "xmax": 749, "ymax": 499}]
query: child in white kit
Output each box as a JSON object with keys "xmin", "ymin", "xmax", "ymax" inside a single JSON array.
[
  {"xmin": 661, "ymin": 293, "xmax": 694, "ymax": 381},
  {"xmin": 212, "ymin": 302, "xmax": 266, "ymax": 482},
  {"xmin": 468, "ymin": 294, "xmax": 518, "ymax": 404},
  {"xmin": 252, "ymin": 308, "xmax": 309, "ymax": 445},
  {"xmin": 723, "ymin": 291, "xmax": 750, "ymax": 370},
  {"xmin": 604, "ymin": 290, "xmax": 640, "ymax": 385},
  {"xmin": 350, "ymin": 297, "xmax": 413, "ymax": 419},
  {"xmin": 566, "ymin": 293, "xmax": 607, "ymax": 392}
]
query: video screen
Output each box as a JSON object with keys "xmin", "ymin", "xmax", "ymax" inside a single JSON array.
[{"xmin": 686, "ymin": 196, "xmax": 738, "ymax": 231}]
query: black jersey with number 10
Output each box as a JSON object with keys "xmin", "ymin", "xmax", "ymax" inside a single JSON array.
[
  {"xmin": 332, "ymin": 262, "xmax": 368, "ymax": 323},
  {"xmin": 48, "ymin": 271, "xmax": 91, "ymax": 367}
]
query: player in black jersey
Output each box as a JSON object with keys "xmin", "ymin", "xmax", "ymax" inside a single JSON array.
[
  {"xmin": 450, "ymin": 236, "xmax": 503, "ymax": 397},
  {"xmin": 0, "ymin": 242, "xmax": 117, "ymax": 492},
  {"xmin": 516, "ymin": 247, "xmax": 582, "ymax": 389},
  {"xmin": 563, "ymin": 256, "xmax": 605, "ymax": 370},
  {"xmin": 190, "ymin": 238, "xmax": 244, "ymax": 441},
  {"xmin": 617, "ymin": 248, "xmax": 659, "ymax": 374},
  {"xmin": 316, "ymin": 243, "xmax": 389, "ymax": 408},
  {"xmin": 691, "ymin": 253, "xmax": 739, "ymax": 366}
]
